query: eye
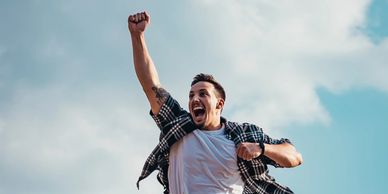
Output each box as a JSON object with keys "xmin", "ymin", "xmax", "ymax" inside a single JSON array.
[
  {"xmin": 189, "ymin": 93, "xmax": 194, "ymax": 99},
  {"xmin": 199, "ymin": 91, "xmax": 206, "ymax": 97}
]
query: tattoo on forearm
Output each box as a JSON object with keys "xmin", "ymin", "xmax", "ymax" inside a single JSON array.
[{"xmin": 151, "ymin": 86, "xmax": 169, "ymax": 105}]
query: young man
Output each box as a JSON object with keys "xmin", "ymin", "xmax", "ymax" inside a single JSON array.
[{"xmin": 129, "ymin": 11, "xmax": 303, "ymax": 194}]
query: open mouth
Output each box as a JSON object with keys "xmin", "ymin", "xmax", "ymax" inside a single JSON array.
[{"xmin": 193, "ymin": 107, "xmax": 205, "ymax": 118}]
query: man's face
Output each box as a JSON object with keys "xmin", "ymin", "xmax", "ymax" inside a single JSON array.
[{"xmin": 188, "ymin": 81, "xmax": 224, "ymax": 130}]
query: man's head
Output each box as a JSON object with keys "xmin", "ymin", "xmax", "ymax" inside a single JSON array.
[{"xmin": 189, "ymin": 73, "xmax": 226, "ymax": 130}]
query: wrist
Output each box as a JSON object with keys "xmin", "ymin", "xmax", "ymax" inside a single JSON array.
[
  {"xmin": 131, "ymin": 31, "xmax": 144, "ymax": 36},
  {"xmin": 259, "ymin": 142, "xmax": 265, "ymax": 156}
]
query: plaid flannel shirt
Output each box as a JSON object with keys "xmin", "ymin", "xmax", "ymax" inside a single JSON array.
[{"xmin": 137, "ymin": 95, "xmax": 294, "ymax": 194}]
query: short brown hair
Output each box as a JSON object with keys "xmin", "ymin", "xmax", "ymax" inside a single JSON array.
[{"xmin": 191, "ymin": 73, "xmax": 226, "ymax": 101}]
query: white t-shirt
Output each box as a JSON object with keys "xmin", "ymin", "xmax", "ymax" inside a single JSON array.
[{"xmin": 168, "ymin": 125, "xmax": 244, "ymax": 194}]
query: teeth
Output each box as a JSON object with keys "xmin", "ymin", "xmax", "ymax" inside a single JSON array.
[{"xmin": 193, "ymin": 107, "xmax": 203, "ymax": 110}]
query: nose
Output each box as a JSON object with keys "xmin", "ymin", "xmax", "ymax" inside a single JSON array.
[{"xmin": 192, "ymin": 95, "xmax": 200, "ymax": 103}]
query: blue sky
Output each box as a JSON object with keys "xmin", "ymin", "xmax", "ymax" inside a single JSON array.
[{"xmin": 0, "ymin": 0, "xmax": 387, "ymax": 194}]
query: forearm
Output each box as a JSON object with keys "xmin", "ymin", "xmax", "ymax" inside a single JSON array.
[
  {"xmin": 264, "ymin": 143, "xmax": 303, "ymax": 168},
  {"xmin": 130, "ymin": 32, "xmax": 164, "ymax": 113}
]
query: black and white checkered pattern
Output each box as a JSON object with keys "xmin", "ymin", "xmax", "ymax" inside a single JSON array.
[{"xmin": 137, "ymin": 95, "xmax": 294, "ymax": 194}]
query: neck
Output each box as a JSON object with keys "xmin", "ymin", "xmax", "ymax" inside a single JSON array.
[{"xmin": 201, "ymin": 118, "xmax": 222, "ymax": 131}]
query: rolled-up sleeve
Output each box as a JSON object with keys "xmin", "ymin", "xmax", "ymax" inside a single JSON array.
[{"xmin": 149, "ymin": 95, "xmax": 187, "ymax": 135}]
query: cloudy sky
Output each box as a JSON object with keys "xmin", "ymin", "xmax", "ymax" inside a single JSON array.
[{"xmin": 1, "ymin": 0, "xmax": 387, "ymax": 193}]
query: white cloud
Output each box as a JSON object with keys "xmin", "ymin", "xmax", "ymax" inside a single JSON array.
[
  {"xmin": 0, "ymin": 14, "xmax": 160, "ymax": 191},
  {"xmin": 1, "ymin": 0, "xmax": 387, "ymax": 193},
  {"xmin": 167, "ymin": 0, "xmax": 387, "ymax": 130},
  {"xmin": 0, "ymin": 83, "xmax": 160, "ymax": 194}
]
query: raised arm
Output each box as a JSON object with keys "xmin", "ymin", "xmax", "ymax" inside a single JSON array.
[{"xmin": 128, "ymin": 12, "xmax": 168, "ymax": 114}]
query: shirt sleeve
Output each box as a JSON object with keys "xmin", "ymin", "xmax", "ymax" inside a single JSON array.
[
  {"xmin": 149, "ymin": 95, "xmax": 187, "ymax": 135},
  {"xmin": 232, "ymin": 122, "xmax": 293, "ymax": 167}
]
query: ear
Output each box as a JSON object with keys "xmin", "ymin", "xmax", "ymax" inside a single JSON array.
[{"xmin": 216, "ymin": 98, "xmax": 225, "ymax": 109}]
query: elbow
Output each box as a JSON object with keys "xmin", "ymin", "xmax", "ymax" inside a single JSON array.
[
  {"xmin": 282, "ymin": 152, "xmax": 303, "ymax": 168},
  {"xmin": 294, "ymin": 152, "xmax": 303, "ymax": 167}
]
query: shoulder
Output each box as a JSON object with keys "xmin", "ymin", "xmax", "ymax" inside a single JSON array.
[
  {"xmin": 152, "ymin": 95, "xmax": 184, "ymax": 115},
  {"xmin": 225, "ymin": 120, "xmax": 265, "ymax": 143},
  {"xmin": 150, "ymin": 94, "xmax": 190, "ymax": 128},
  {"xmin": 225, "ymin": 120, "xmax": 263, "ymax": 133}
]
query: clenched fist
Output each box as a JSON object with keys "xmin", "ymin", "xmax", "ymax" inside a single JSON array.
[
  {"xmin": 236, "ymin": 142, "xmax": 264, "ymax": 161},
  {"xmin": 128, "ymin": 11, "xmax": 150, "ymax": 34}
]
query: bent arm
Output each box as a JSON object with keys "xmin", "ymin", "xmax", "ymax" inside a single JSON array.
[
  {"xmin": 264, "ymin": 143, "xmax": 303, "ymax": 168},
  {"xmin": 128, "ymin": 12, "xmax": 168, "ymax": 114}
]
